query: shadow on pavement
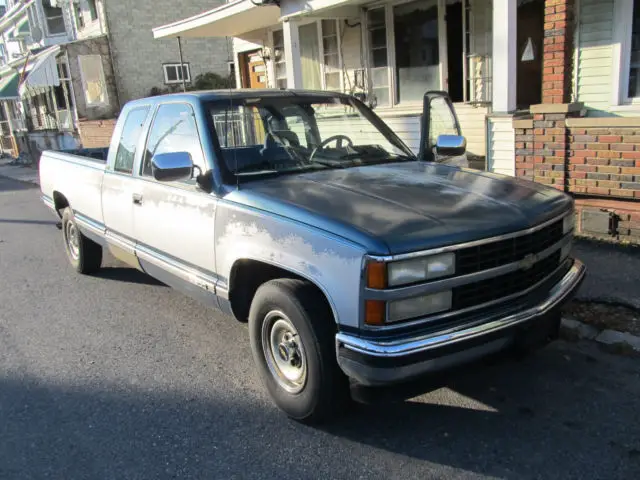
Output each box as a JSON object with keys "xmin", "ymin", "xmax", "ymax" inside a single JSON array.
[
  {"xmin": 93, "ymin": 266, "xmax": 167, "ymax": 287},
  {"xmin": 1, "ymin": 343, "xmax": 638, "ymax": 479},
  {"xmin": 0, "ymin": 218, "xmax": 58, "ymax": 226}
]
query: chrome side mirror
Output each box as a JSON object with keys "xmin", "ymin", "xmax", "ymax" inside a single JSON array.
[
  {"xmin": 151, "ymin": 152, "xmax": 194, "ymax": 182},
  {"xmin": 435, "ymin": 134, "xmax": 467, "ymax": 157}
]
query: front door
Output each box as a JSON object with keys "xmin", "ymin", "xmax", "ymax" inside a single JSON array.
[
  {"xmin": 517, "ymin": 0, "xmax": 544, "ymax": 109},
  {"xmin": 131, "ymin": 102, "xmax": 219, "ymax": 306},
  {"xmin": 240, "ymin": 50, "xmax": 267, "ymax": 88}
]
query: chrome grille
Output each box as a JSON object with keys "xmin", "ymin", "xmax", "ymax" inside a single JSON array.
[
  {"xmin": 456, "ymin": 219, "xmax": 564, "ymax": 275},
  {"xmin": 452, "ymin": 252, "xmax": 562, "ymax": 310}
]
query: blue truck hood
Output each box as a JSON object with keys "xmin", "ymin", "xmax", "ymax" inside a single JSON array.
[{"xmin": 227, "ymin": 162, "xmax": 572, "ymax": 255}]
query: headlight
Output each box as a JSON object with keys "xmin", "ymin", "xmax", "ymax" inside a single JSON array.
[
  {"xmin": 388, "ymin": 252, "xmax": 455, "ymax": 287},
  {"xmin": 563, "ymin": 212, "xmax": 575, "ymax": 234},
  {"xmin": 389, "ymin": 291, "xmax": 452, "ymax": 322}
]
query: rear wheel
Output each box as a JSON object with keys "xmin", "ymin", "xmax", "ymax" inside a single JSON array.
[
  {"xmin": 248, "ymin": 279, "xmax": 351, "ymax": 424},
  {"xmin": 62, "ymin": 207, "xmax": 102, "ymax": 274}
]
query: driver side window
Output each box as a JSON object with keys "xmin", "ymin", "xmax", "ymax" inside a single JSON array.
[{"xmin": 142, "ymin": 103, "xmax": 205, "ymax": 179}]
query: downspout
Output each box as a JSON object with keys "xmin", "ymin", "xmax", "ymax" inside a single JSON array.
[
  {"xmin": 99, "ymin": 1, "xmax": 122, "ymax": 112},
  {"xmin": 177, "ymin": 36, "xmax": 187, "ymax": 92}
]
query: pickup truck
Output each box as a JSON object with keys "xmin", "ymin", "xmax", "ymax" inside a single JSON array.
[{"xmin": 40, "ymin": 89, "xmax": 586, "ymax": 424}]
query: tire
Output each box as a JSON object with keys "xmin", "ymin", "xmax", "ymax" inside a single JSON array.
[
  {"xmin": 248, "ymin": 279, "xmax": 351, "ymax": 424},
  {"xmin": 61, "ymin": 207, "xmax": 102, "ymax": 274}
]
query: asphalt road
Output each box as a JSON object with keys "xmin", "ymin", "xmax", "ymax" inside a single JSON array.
[{"xmin": 1, "ymin": 175, "xmax": 639, "ymax": 480}]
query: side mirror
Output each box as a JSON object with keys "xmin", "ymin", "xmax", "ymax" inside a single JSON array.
[
  {"xmin": 151, "ymin": 152, "xmax": 193, "ymax": 182},
  {"xmin": 435, "ymin": 134, "xmax": 466, "ymax": 157}
]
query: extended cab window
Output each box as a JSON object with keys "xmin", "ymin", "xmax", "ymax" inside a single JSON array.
[
  {"xmin": 114, "ymin": 107, "xmax": 150, "ymax": 174},
  {"xmin": 142, "ymin": 103, "xmax": 205, "ymax": 178}
]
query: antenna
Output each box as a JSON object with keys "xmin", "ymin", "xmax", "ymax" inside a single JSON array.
[{"xmin": 224, "ymin": 36, "xmax": 239, "ymax": 190}]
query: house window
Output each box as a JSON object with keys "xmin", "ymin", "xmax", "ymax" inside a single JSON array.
[
  {"xmin": 367, "ymin": 8, "xmax": 389, "ymax": 106},
  {"xmin": 322, "ymin": 20, "xmax": 341, "ymax": 90},
  {"xmin": 88, "ymin": 0, "xmax": 98, "ymax": 22},
  {"xmin": 394, "ymin": 0, "xmax": 439, "ymax": 103},
  {"xmin": 75, "ymin": 5, "xmax": 85, "ymax": 29},
  {"xmin": 42, "ymin": 0, "xmax": 66, "ymax": 35},
  {"xmin": 163, "ymin": 63, "xmax": 191, "ymax": 84},
  {"xmin": 365, "ymin": 0, "xmax": 442, "ymax": 106},
  {"xmin": 627, "ymin": 0, "xmax": 640, "ymax": 98},
  {"xmin": 273, "ymin": 29, "xmax": 287, "ymax": 88},
  {"xmin": 299, "ymin": 22, "xmax": 322, "ymax": 89},
  {"xmin": 79, "ymin": 55, "xmax": 108, "ymax": 106}
]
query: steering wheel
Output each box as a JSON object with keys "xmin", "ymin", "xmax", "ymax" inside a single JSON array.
[{"xmin": 309, "ymin": 135, "xmax": 354, "ymax": 162}]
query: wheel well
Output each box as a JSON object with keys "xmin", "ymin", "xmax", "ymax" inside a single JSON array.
[
  {"xmin": 228, "ymin": 259, "xmax": 333, "ymax": 323},
  {"xmin": 53, "ymin": 191, "xmax": 69, "ymax": 217}
]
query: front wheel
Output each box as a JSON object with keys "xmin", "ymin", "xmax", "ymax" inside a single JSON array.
[
  {"xmin": 61, "ymin": 207, "xmax": 102, "ymax": 274},
  {"xmin": 248, "ymin": 279, "xmax": 351, "ymax": 424}
]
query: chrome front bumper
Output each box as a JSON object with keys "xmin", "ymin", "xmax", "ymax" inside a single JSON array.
[{"xmin": 336, "ymin": 258, "xmax": 586, "ymax": 386}]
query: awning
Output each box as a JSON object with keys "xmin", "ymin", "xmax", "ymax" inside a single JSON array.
[
  {"xmin": 18, "ymin": 46, "xmax": 61, "ymax": 96},
  {"xmin": 8, "ymin": 17, "xmax": 31, "ymax": 39},
  {"xmin": 0, "ymin": 73, "xmax": 19, "ymax": 100},
  {"xmin": 152, "ymin": 0, "xmax": 280, "ymax": 39}
]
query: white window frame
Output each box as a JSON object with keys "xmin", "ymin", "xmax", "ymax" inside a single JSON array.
[
  {"xmin": 270, "ymin": 28, "xmax": 288, "ymax": 89},
  {"xmin": 42, "ymin": 0, "xmax": 66, "ymax": 37},
  {"xmin": 79, "ymin": 54, "xmax": 109, "ymax": 107},
  {"xmin": 612, "ymin": 0, "xmax": 640, "ymax": 107},
  {"xmin": 269, "ymin": 19, "xmax": 344, "ymax": 91},
  {"xmin": 163, "ymin": 63, "xmax": 191, "ymax": 85},
  {"xmin": 362, "ymin": 0, "xmax": 447, "ymax": 109}
]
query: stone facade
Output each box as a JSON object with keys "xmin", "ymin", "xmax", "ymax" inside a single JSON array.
[
  {"xmin": 102, "ymin": 0, "xmax": 231, "ymax": 104},
  {"xmin": 64, "ymin": 35, "xmax": 119, "ymax": 121}
]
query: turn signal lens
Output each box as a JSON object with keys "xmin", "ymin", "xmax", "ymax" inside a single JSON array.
[
  {"xmin": 364, "ymin": 300, "xmax": 386, "ymax": 325},
  {"xmin": 366, "ymin": 261, "xmax": 387, "ymax": 289}
]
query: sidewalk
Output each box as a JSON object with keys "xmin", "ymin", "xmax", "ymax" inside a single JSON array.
[
  {"xmin": 0, "ymin": 159, "xmax": 39, "ymax": 185},
  {"xmin": 572, "ymin": 239, "xmax": 640, "ymax": 309}
]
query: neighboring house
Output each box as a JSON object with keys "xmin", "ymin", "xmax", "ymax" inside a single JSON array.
[
  {"xmin": 0, "ymin": 0, "xmax": 118, "ymax": 158},
  {"xmin": 101, "ymin": 0, "xmax": 232, "ymax": 104},
  {"xmin": 155, "ymin": 0, "xmax": 640, "ymax": 244}
]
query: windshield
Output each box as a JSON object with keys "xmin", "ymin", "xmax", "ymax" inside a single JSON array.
[{"xmin": 208, "ymin": 96, "xmax": 415, "ymax": 178}]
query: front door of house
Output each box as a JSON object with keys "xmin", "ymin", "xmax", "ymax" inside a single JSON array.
[
  {"xmin": 240, "ymin": 50, "xmax": 267, "ymax": 88},
  {"xmin": 517, "ymin": 0, "xmax": 544, "ymax": 109}
]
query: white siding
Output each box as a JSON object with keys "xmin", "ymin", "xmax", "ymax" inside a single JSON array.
[
  {"xmin": 576, "ymin": 0, "xmax": 614, "ymax": 112},
  {"xmin": 486, "ymin": 116, "xmax": 515, "ymax": 176}
]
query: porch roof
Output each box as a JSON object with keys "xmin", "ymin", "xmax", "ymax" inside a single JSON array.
[
  {"xmin": 18, "ymin": 46, "xmax": 62, "ymax": 96},
  {"xmin": 152, "ymin": 0, "xmax": 281, "ymax": 39},
  {"xmin": 0, "ymin": 73, "xmax": 19, "ymax": 100}
]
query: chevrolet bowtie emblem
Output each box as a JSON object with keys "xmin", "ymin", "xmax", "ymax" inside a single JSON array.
[{"xmin": 519, "ymin": 253, "xmax": 537, "ymax": 270}]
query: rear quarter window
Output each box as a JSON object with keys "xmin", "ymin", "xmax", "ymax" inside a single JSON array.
[{"xmin": 113, "ymin": 107, "xmax": 150, "ymax": 174}]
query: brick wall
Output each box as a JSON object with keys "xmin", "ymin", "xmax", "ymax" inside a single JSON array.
[
  {"xmin": 78, "ymin": 119, "xmax": 117, "ymax": 148},
  {"xmin": 515, "ymin": 109, "xmax": 640, "ymax": 244},
  {"xmin": 567, "ymin": 127, "xmax": 640, "ymax": 199},
  {"xmin": 543, "ymin": 0, "xmax": 575, "ymax": 104}
]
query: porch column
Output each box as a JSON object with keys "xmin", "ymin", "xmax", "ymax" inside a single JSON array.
[
  {"xmin": 491, "ymin": 0, "xmax": 517, "ymax": 113},
  {"xmin": 541, "ymin": 0, "xmax": 575, "ymax": 104},
  {"xmin": 282, "ymin": 20, "xmax": 303, "ymax": 88}
]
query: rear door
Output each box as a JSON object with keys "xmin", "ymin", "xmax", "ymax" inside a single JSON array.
[
  {"xmin": 418, "ymin": 91, "xmax": 468, "ymax": 167},
  {"xmin": 101, "ymin": 105, "xmax": 151, "ymax": 267},
  {"xmin": 131, "ymin": 102, "xmax": 219, "ymax": 306}
]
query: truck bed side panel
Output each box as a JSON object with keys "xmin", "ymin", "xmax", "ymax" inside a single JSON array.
[{"xmin": 40, "ymin": 151, "xmax": 107, "ymax": 229}]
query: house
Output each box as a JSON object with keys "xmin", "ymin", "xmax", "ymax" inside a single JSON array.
[
  {"xmin": 100, "ymin": 0, "xmax": 233, "ymax": 105},
  {"xmin": 154, "ymin": 0, "xmax": 640, "ymax": 244},
  {"xmin": 0, "ymin": 0, "xmax": 118, "ymax": 159}
]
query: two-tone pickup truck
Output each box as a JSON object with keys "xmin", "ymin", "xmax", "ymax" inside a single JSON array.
[{"xmin": 40, "ymin": 89, "xmax": 585, "ymax": 423}]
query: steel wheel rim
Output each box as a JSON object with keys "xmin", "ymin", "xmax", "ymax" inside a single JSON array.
[
  {"xmin": 65, "ymin": 220, "xmax": 80, "ymax": 260},
  {"xmin": 261, "ymin": 311, "xmax": 307, "ymax": 394}
]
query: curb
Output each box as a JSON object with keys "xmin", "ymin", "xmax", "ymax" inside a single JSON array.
[
  {"xmin": 0, "ymin": 165, "xmax": 39, "ymax": 186},
  {"xmin": 560, "ymin": 317, "xmax": 640, "ymax": 354}
]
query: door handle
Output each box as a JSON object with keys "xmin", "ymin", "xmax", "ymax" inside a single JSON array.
[{"xmin": 132, "ymin": 193, "xmax": 143, "ymax": 205}]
